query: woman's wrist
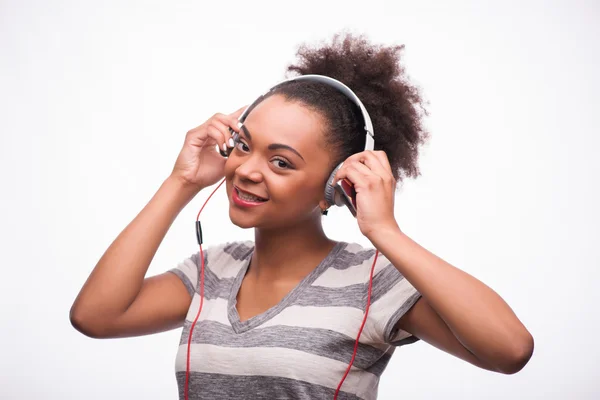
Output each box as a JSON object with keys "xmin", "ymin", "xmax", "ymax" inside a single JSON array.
[{"xmin": 164, "ymin": 174, "xmax": 204, "ymax": 209}]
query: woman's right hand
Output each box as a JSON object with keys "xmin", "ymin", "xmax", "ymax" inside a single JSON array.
[{"xmin": 171, "ymin": 106, "xmax": 246, "ymax": 190}]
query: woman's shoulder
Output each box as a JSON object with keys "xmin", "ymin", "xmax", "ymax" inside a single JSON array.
[
  {"xmin": 205, "ymin": 239, "xmax": 254, "ymax": 257},
  {"xmin": 335, "ymin": 240, "xmax": 390, "ymax": 271},
  {"xmin": 167, "ymin": 240, "xmax": 254, "ymax": 297},
  {"xmin": 197, "ymin": 239, "xmax": 254, "ymax": 268},
  {"xmin": 313, "ymin": 240, "xmax": 394, "ymax": 288}
]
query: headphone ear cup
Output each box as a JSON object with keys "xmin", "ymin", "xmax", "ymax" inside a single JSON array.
[{"xmin": 324, "ymin": 163, "xmax": 343, "ymax": 206}]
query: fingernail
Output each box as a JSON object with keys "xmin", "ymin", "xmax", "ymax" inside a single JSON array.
[
  {"xmin": 223, "ymin": 143, "xmax": 227, "ymax": 151},
  {"xmin": 237, "ymin": 122, "xmax": 243, "ymax": 129},
  {"xmin": 228, "ymin": 138, "xmax": 234, "ymax": 147}
]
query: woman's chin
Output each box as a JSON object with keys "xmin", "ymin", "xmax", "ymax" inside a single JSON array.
[{"xmin": 228, "ymin": 208, "xmax": 261, "ymax": 229}]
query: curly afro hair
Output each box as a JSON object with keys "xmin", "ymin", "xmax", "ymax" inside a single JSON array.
[{"xmin": 248, "ymin": 31, "xmax": 429, "ymax": 184}]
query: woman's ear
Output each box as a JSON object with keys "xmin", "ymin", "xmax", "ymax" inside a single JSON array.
[{"xmin": 318, "ymin": 199, "xmax": 330, "ymax": 212}]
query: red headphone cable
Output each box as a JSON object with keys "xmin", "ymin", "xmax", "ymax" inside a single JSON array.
[
  {"xmin": 334, "ymin": 249, "xmax": 378, "ymax": 399},
  {"xmin": 184, "ymin": 177, "xmax": 226, "ymax": 400}
]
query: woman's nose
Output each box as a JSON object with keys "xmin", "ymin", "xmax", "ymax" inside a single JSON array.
[{"xmin": 234, "ymin": 156, "xmax": 264, "ymax": 183}]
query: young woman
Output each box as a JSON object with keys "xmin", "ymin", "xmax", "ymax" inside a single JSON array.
[{"xmin": 70, "ymin": 32, "xmax": 534, "ymax": 399}]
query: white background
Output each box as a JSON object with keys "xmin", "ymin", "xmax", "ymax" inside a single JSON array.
[{"xmin": 1, "ymin": 0, "xmax": 599, "ymax": 398}]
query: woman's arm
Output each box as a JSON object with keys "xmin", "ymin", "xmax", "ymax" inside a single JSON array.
[
  {"xmin": 70, "ymin": 109, "xmax": 242, "ymax": 338},
  {"xmin": 69, "ymin": 176, "xmax": 200, "ymax": 338},
  {"xmin": 369, "ymin": 226, "xmax": 534, "ymax": 374}
]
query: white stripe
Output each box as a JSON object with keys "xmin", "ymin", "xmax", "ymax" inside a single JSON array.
[
  {"xmin": 215, "ymin": 257, "xmax": 245, "ymax": 279},
  {"xmin": 185, "ymin": 295, "xmax": 389, "ymax": 352},
  {"xmin": 175, "ymin": 344, "xmax": 379, "ymax": 400},
  {"xmin": 260, "ymin": 305, "xmax": 388, "ymax": 351},
  {"xmin": 344, "ymin": 242, "xmax": 364, "ymax": 254},
  {"xmin": 208, "ymin": 242, "xmax": 251, "ymax": 279},
  {"xmin": 185, "ymin": 295, "xmax": 230, "ymax": 325}
]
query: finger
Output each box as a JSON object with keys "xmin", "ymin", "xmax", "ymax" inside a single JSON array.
[
  {"xmin": 205, "ymin": 125, "xmax": 228, "ymax": 153},
  {"xmin": 346, "ymin": 160, "xmax": 374, "ymax": 182},
  {"xmin": 340, "ymin": 151, "xmax": 384, "ymax": 174},
  {"xmin": 369, "ymin": 150, "xmax": 396, "ymax": 189},
  {"xmin": 356, "ymin": 151, "xmax": 389, "ymax": 178},
  {"xmin": 210, "ymin": 119, "xmax": 236, "ymax": 148},
  {"xmin": 230, "ymin": 105, "xmax": 248, "ymax": 120},
  {"xmin": 334, "ymin": 158, "xmax": 371, "ymax": 182},
  {"xmin": 214, "ymin": 112, "xmax": 243, "ymax": 137},
  {"xmin": 186, "ymin": 123, "xmax": 204, "ymax": 136},
  {"xmin": 355, "ymin": 151, "xmax": 395, "ymax": 186},
  {"xmin": 372, "ymin": 150, "xmax": 393, "ymax": 174},
  {"xmin": 333, "ymin": 153, "xmax": 385, "ymax": 185},
  {"xmin": 333, "ymin": 163, "xmax": 371, "ymax": 190}
]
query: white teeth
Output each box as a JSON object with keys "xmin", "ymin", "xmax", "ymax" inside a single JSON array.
[{"xmin": 237, "ymin": 189, "xmax": 266, "ymax": 202}]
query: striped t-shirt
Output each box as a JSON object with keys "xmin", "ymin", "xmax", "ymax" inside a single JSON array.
[{"xmin": 168, "ymin": 240, "xmax": 422, "ymax": 400}]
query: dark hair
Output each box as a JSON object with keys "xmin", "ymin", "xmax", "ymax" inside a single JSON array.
[{"xmin": 249, "ymin": 31, "xmax": 429, "ymax": 184}]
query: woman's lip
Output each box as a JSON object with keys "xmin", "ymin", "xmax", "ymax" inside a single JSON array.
[
  {"xmin": 234, "ymin": 185, "xmax": 269, "ymax": 200},
  {"xmin": 232, "ymin": 187, "xmax": 269, "ymax": 207}
]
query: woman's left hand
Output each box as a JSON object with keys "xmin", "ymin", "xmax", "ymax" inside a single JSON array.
[{"xmin": 332, "ymin": 150, "xmax": 400, "ymax": 238}]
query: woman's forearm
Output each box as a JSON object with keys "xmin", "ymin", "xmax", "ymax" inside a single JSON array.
[
  {"xmin": 369, "ymin": 226, "xmax": 534, "ymax": 372},
  {"xmin": 69, "ymin": 176, "xmax": 200, "ymax": 331}
]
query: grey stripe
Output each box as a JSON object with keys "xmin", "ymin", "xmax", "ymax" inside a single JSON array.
[
  {"xmin": 203, "ymin": 275, "xmax": 236, "ymax": 299},
  {"xmin": 293, "ymin": 264, "xmax": 405, "ymax": 309},
  {"xmin": 223, "ymin": 240, "xmax": 254, "ymax": 260},
  {"xmin": 180, "ymin": 320, "xmax": 392, "ymax": 376},
  {"xmin": 174, "ymin": 252, "xmax": 405, "ymax": 307},
  {"xmin": 328, "ymin": 247, "xmax": 377, "ymax": 270},
  {"xmin": 226, "ymin": 241, "xmax": 374, "ymax": 270},
  {"xmin": 391, "ymin": 335, "xmax": 420, "ymax": 347},
  {"xmin": 175, "ymin": 371, "xmax": 364, "ymax": 400}
]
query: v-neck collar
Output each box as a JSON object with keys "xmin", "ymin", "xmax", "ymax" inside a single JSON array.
[{"xmin": 227, "ymin": 241, "xmax": 346, "ymax": 334}]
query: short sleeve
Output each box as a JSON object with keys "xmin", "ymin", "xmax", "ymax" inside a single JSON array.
[
  {"xmin": 167, "ymin": 248, "xmax": 208, "ymax": 298},
  {"xmin": 368, "ymin": 253, "xmax": 422, "ymax": 347}
]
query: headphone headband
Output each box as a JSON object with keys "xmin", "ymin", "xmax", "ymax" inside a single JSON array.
[{"xmin": 238, "ymin": 74, "xmax": 375, "ymax": 152}]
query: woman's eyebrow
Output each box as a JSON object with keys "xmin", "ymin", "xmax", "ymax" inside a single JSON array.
[{"xmin": 240, "ymin": 125, "xmax": 305, "ymax": 162}]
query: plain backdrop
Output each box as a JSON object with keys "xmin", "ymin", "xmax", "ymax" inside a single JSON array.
[{"xmin": 1, "ymin": 0, "xmax": 598, "ymax": 399}]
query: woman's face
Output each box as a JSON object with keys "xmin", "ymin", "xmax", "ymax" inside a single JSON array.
[{"xmin": 224, "ymin": 94, "xmax": 334, "ymax": 229}]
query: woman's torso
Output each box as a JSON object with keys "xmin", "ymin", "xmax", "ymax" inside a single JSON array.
[{"xmin": 168, "ymin": 240, "xmax": 419, "ymax": 400}]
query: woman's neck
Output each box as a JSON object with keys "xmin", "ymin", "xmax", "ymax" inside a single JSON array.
[{"xmin": 249, "ymin": 217, "xmax": 338, "ymax": 282}]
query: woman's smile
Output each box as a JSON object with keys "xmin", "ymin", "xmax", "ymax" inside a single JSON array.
[{"xmin": 232, "ymin": 185, "xmax": 269, "ymax": 208}]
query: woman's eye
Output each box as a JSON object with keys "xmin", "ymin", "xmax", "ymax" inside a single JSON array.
[
  {"xmin": 235, "ymin": 141, "xmax": 249, "ymax": 152},
  {"xmin": 271, "ymin": 158, "xmax": 291, "ymax": 169},
  {"xmin": 234, "ymin": 141, "xmax": 292, "ymax": 170}
]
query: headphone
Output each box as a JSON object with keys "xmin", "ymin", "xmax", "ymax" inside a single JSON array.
[
  {"xmin": 187, "ymin": 75, "xmax": 380, "ymax": 400},
  {"xmin": 218, "ymin": 74, "xmax": 376, "ymax": 217}
]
